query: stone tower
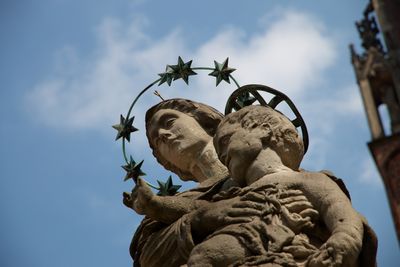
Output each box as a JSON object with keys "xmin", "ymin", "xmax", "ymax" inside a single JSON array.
[{"xmin": 350, "ymin": 0, "xmax": 400, "ymax": 241}]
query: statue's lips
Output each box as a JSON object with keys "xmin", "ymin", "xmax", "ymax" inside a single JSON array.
[
  {"xmin": 156, "ymin": 136, "xmax": 179, "ymax": 147},
  {"xmin": 167, "ymin": 135, "xmax": 186, "ymax": 148},
  {"xmin": 165, "ymin": 138, "xmax": 180, "ymax": 148}
]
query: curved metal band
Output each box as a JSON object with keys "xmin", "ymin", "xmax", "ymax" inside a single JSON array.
[{"xmin": 224, "ymin": 84, "xmax": 309, "ymax": 154}]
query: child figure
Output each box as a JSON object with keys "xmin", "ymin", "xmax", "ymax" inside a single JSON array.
[{"xmin": 185, "ymin": 105, "xmax": 369, "ymax": 267}]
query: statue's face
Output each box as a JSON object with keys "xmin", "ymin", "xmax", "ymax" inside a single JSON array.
[
  {"xmin": 148, "ymin": 109, "xmax": 211, "ymax": 173},
  {"xmin": 214, "ymin": 121, "xmax": 263, "ymax": 185}
]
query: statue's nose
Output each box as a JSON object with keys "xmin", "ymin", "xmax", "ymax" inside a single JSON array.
[{"xmin": 159, "ymin": 128, "xmax": 173, "ymax": 141}]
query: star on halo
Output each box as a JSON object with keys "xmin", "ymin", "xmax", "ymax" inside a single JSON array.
[
  {"xmin": 209, "ymin": 58, "xmax": 236, "ymax": 86},
  {"xmin": 169, "ymin": 56, "xmax": 197, "ymax": 85},
  {"xmin": 158, "ymin": 65, "xmax": 175, "ymax": 86},
  {"xmin": 157, "ymin": 176, "xmax": 182, "ymax": 196},
  {"xmin": 112, "ymin": 115, "xmax": 138, "ymax": 142},
  {"xmin": 236, "ymin": 92, "xmax": 257, "ymax": 109},
  {"xmin": 122, "ymin": 156, "xmax": 146, "ymax": 182}
]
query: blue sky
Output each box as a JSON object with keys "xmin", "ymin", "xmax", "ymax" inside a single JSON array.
[{"xmin": 0, "ymin": 0, "xmax": 399, "ymax": 266}]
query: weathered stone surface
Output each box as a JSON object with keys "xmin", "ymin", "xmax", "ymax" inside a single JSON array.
[{"xmin": 123, "ymin": 100, "xmax": 377, "ymax": 267}]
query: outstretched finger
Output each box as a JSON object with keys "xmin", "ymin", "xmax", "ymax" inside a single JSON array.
[
  {"xmin": 233, "ymin": 200, "xmax": 264, "ymax": 210},
  {"xmin": 284, "ymin": 200, "xmax": 313, "ymax": 213},
  {"xmin": 279, "ymin": 195, "xmax": 308, "ymax": 204},
  {"xmin": 227, "ymin": 207, "xmax": 261, "ymax": 217},
  {"xmin": 240, "ymin": 192, "xmax": 266, "ymax": 203},
  {"xmin": 279, "ymin": 189, "xmax": 303, "ymax": 198}
]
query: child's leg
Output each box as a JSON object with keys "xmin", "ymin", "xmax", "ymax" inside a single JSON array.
[{"xmin": 187, "ymin": 234, "xmax": 247, "ymax": 267}]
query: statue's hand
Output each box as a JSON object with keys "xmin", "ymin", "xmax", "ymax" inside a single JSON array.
[
  {"xmin": 123, "ymin": 191, "xmax": 133, "ymax": 209},
  {"xmin": 306, "ymin": 232, "xmax": 359, "ymax": 267},
  {"xmin": 278, "ymin": 189, "xmax": 319, "ymax": 233},
  {"xmin": 130, "ymin": 178, "xmax": 155, "ymax": 215},
  {"xmin": 279, "ymin": 189, "xmax": 319, "ymax": 221},
  {"xmin": 191, "ymin": 193, "xmax": 265, "ymax": 238}
]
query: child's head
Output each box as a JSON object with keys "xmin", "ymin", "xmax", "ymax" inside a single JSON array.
[{"xmin": 214, "ymin": 105, "xmax": 304, "ymax": 179}]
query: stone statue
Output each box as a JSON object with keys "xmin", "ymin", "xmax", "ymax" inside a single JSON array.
[
  {"xmin": 124, "ymin": 98, "xmax": 233, "ymax": 266},
  {"xmin": 123, "ymin": 100, "xmax": 377, "ymax": 267},
  {"xmin": 189, "ymin": 105, "xmax": 377, "ymax": 266}
]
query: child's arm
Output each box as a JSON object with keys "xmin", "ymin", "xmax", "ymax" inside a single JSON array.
[
  {"xmin": 124, "ymin": 178, "xmax": 208, "ymax": 224},
  {"xmin": 299, "ymin": 172, "xmax": 363, "ymax": 267}
]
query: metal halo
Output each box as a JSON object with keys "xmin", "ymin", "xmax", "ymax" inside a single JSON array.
[{"xmin": 224, "ymin": 84, "xmax": 309, "ymax": 154}]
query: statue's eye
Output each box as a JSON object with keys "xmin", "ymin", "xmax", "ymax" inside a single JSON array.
[{"xmin": 165, "ymin": 118, "xmax": 175, "ymax": 128}]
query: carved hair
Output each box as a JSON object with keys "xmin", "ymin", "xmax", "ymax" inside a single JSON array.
[
  {"xmin": 220, "ymin": 105, "xmax": 304, "ymax": 170},
  {"xmin": 145, "ymin": 98, "xmax": 224, "ymax": 181}
]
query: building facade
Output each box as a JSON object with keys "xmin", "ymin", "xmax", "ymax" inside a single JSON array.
[{"xmin": 350, "ymin": 0, "xmax": 400, "ymax": 242}]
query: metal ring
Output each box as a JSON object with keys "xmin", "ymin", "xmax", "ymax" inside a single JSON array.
[{"xmin": 224, "ymin": 84, "xmax": 309, "ymax": 154}]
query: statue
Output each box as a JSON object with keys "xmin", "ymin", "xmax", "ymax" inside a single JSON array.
[
  {"xmin": 125, "ymin": 103, "xmax": 377, "ymax": 267},
  {"xmin": 114, "ymin": 58, "xmax": 377, "ymax": 266},
  {"xmin": 124, "ymin": 98, "xmax": 234, "ymax": 266},
  {"xmin": 188, "ymin": 105, "xmax": 376, "ymax": 267}
]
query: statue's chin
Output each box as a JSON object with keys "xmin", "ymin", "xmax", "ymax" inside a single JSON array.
[
  {"xmin": 166, "ymin": 145, "xmax": 196, "ymax": 171},
  {"xmin": 177, "ymin": 141, "xmax": 205, "ymax": 156}
]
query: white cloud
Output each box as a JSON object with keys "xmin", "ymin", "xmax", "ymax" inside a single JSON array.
[
  {"xmin": 316, "ymin": 85, "xmax": 363, "ymax": 116},
  {"xmin": 200, "ymin": 11, "xmax": 335, "ymax": 92},
  {"xmin": 26, "ymin": 10, "xmax": 338, "ymax": 133},
  {"xmin": 26, "ymin": 16, "xmax": 185, "ymax": 132},
  {"xmin": 296, "ymin": 84, "xmax": 365, "ymax": 169},
  {"xmin": 300, "ymin": 84, "xmax": 364, "ymax": 136},
  {"xmin": 25, "ymin": 8, "xmax": 376, "ymax": 189}
]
